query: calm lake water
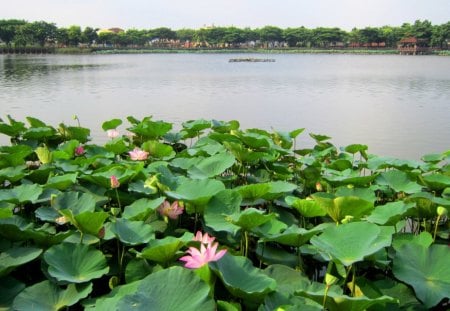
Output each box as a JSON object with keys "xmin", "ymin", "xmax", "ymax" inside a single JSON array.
[{"xmin": 1, "ymin": 53, "xmax": 450, "ymax": 160}]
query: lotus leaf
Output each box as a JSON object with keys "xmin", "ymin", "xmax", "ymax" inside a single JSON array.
[
  {"xmin": 312, "ymin": 194, "xmax": 374, "ymax": 223},
  {"xmin": 209, "ymin": 253, "xmax": 277, "ymax": 303},
  {"xmin": 45, "ymin": 173, "xmax": 78, "ymax": 190},
  {"xmin": 0, "ymin": 246, "xmax": 42, "ymax": 277},
  {"xmin": 59, "ymin": 210, "xmax": 109, "ymax": 237},
  {"xmin": 422, "ymin": 173, "xmax": 450, "ymax": 191},
  {"xmin": 393, "ymin": 242, "xmax": 450, "ymax": 308},
  {"xmin": 229, "ymin": 208, "xmax": 275, "ymax": 232},
  {"xmin": 187, "ymin": 152, "xmax": 235, "ymax": 179},
  {"xmin": 165, "ymin": 178, "xmax": 225, "ymax": 208},
  {"xmin": 366, "ymin": 201, "xmax": 415, "ymax": 225},
  {"xmin": 372, "ymin": 278, "xmax": 426, "ymax": 310},
  {"xmin": 110, "ymin": 218, "xmax": 154, "ymax": 245},
  {"xmin": 142, "ymin": 140, "xmax": 175, "ymax": 159},
  {"xmin": 335, "ymin": 186, "xmax": 376, "ymax": 204},
  {"xmin": 105, "ymin": 138, "xmax": 128, "ymax": 155},
  {"xmin": 285, "ymin": 196, "xmax": 326, "ymax": 217},
  {"xmin": 139, "ymin": 232, "xmax": 193, "ymax": 264},
  {"xmin": 0, "ymin": 165, "xmax": 27, "ymax": 183},
  {"xmin": 262, "ymin": 224, "xmax": 331, "ymax": 247},
  {"xmin": 117, "ymin": 266, "xmax": 215, "ymax": 311},
  {"xmin": 0, "ymin": 276, "xmax": 25, "ymax": 309},
  {"xmin": 101, "ymin": 118, "xmax": 122, "ymax": 131},
  {"xmin": 204, "ymin": 189, "xmax": 241, "ymax": 234},
  {"xmin": 0, "ymin": 116, "xmax": 26, "ymax": 137},
  {"xmin": 86, "ymin": 278, "xmax": 141, "ymax": 310},
  {"xmin": 13, "ymin": 281, "xmax": 92, "ymax": 311},
  {"xmin": 376, "ymin": 170, "xmax": 422, "ymax": 194},
  {"xmin": 44, "ymin": 243, "xmax": 109, "ymax": 283},
  {"xmin": 310, "ymin": 222, "xmax": 392, "ymax": 266},
  {"xmin": 323, "ymin": 169, "xmax": 378, "ymax": 186},
  {"xmin": 0, "ymin": 145, "xmax": 33, "ymax": 167},
  {"xmin": 53, "ymin": 191, "xmax": 96, "ymax": 214},
  {"xmin": 122, "ymin": 197, "xmax": 164, "ymax": 220},
  {"xmin": 0, "ymin": 184, "xmax": 43, "ymax": 204},
  {"xmin": 235, "ymin": 183, "xmax": 271, "ymax": 203},
  {"xmin": 128, "ymin": 119, "xmax": 172, "ymax": 140},
  {"xmin": 255, "ymin": 243, "xmax": 298, "ymax": 267}
]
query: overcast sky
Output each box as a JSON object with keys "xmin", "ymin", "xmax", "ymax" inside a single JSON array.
[{"xmin": 2, "ymin": 0, "xmax": 450, "ymax": 30}]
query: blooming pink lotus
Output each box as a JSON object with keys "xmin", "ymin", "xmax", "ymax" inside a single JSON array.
[
  {"xmin": 179, "ymin": 242, "xmax": 227, "ymax": 269},
  {"xmin": 107, "ymin": 129, "xmax": 120, "ymax": 139},
  {"xmin": 157, "ymin": 201, "xmax": 184, "ymax": 220},
  {"xmin": 129, "ymin": 147, "xmax": 149, "ymax": 161},
  {"xmin": 110, "ymin": 175, "xmax": 120, "ymax": 189},
  {"xmin": 74, "ymin": 145, "xmax": 85, "ymax": 156},
  {"xmin": 193, "ymin": 231, "xmax": 216, "ymax": 245}
]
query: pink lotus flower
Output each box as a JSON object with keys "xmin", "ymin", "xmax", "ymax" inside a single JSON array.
[
  {"xmin": 179, "ymin": 242, "xmax": 227, "ymax": 269},
  {"xmin": 193, "ymin": 231, "xmax": 216, "ymax": 245},
  {"xmin": 107, "ymin": 129, "xmax": 120, "ymax": 139},
  {"xmin": 74, "ymin": 145, "xmax": 85, "ymax": 156},
  {"xmin": 110, "ymin": 175, "xmax": 120, "ymax": 189},
  {"xmin": 157, "ymin": 200, "xmax": 184, "ymax": 220},
  {"xmin": 129, "ymin": 147, "xmax": 149, "ymax": 161}
]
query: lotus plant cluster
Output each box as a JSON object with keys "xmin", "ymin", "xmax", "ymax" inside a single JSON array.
[{"xmin": 0, "ymin": 115, "xmax": 448, "ymax": 310}]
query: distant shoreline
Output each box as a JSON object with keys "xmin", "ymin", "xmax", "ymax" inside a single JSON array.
[{"xmin": 1, "ymin": 47, "xmax": 449, "ymax": 56}]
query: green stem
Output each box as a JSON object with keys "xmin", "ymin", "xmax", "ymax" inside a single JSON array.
[
  {"xmin": 114, "ymin": 188, "xmax": 122, "ymax": 211},
  {"xmin": 322, "ymin": 285, "xmax": 329, "ymax": 310},
  {"xmin": 244, "ymin": 231, "xmax": 249, "ymax": 257},
  {"xmin": 351, "ymin": 265, "xmax": 356, "ymax": 297},
  {"xmin": 433, "ymin": 215, "xmax": 441, "ymax": 241}
]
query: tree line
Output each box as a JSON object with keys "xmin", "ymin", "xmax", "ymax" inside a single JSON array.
[{"xmin": 0, "ymin": 19, "xmax": 449, "ymax": 49}]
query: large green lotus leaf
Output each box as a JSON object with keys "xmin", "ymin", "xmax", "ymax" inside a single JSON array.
[
  {"xmin": 117, "ymin": 266, "xmax": 215, "ymax": 311},
  {"xmin": 101, "ymin": 118, "xmax": 122, "ymax": 131},
  {"xmin": 376, "ymin": 170, "xmax": 422, "ymax": 194},
  {"xmin": 327, "ymin": 159, "xmax": 353, "ymax": 171},
  {"xmin": 393, "ymin": 242, "xmax": 450, "ymax": 308},
  {"xmin": 344, "ymin": 144, "xmax": 368, "ymax": 155},
  {"xmin": 210, "ymin": 253, "xmax": 277, "ymax": 303},
  {"xmin": 392, "ymin": 232, "xmax": 433, "ymax": 252},
  {"xmin": 165, "ymin": 178, "xmax": 225, "ymax": 207},
  {"xmin": 82, "ymin": 165, "xmax": 141, "ymax": 188},
  {"xmin": 262, "ymin": 265, "xmax": 311, "ymax": 295},
  {"xmin": 59, "ymin": 125, "xmax": 90, "ymax": 143},
  {"xmin": 0, "ymin": 117, "xmax": 26, "ymax": 137},
  {"xmin": 122, "ymin": 197, "xmax": 164, "ymax": 221},
  {"xmin": 296, "ymin": 290, "xmax": 396, "ymax": 311},
  {"xmin": 190, "ymin": 137, "xmax": 227, "ymax": 156},
  {"xmin": 312, "ymin": 194, "xmax": 374, "ymax": 223},
  {"xmin": 204, "ymin": 189, "xmax": 241, "ymax": 234},
  {"xmin": 105, "ymin": 138, "xmax": 128, "ymax": 155},
  {"xmin": 44, "ymin": 243, "xmax": 109, "ymax": 283},
  {"xmin": 13, "ymin": 281, "xmax": 92, "ymax": 311},
  {"xmin": 323, "ymin": 169, "xmax": 378, "ymax": 187},
  {"xmin": 187, "ymin": 152, "xmax": 235, "ymax": 179},
  {"xmin": 335, "ymin": 186, "xmax": 376, "ymax": 204},
  {"xmin": 366, "ymin": 201, "xmax": 415, "ymax": 225},
  {"xmin": 239, "ymin": 132, "xmax": 271, "ymax": 149},
  {"xmin": 405, "ymin": 192, "xmax": 435, "ymax": 218},
  {"xmin": 138, "ymin": 232, "xmax": 193, "ymax": 264},
  {"xmin": 310, "ymin": 222, "xmax": 392, "ymax": 266},
  {"xmin": 0, "ymin": 184, "xmax": 43, "ymax": 204},
  {"xmin": 127, "ymin": 180, "xmax": 156, "ymax": 195},
  {"xmin": 253, "ymin": 217, "xmax": 288, "ymax": 237},
  {"xmin": 285, "ymin": 196, "xmax": 327, "ymax": 217},
  {"xmin": 182, "ymin": 118, "xmax": 211, "ymax": 133},
  {"xmin": 72, "ymin": 211, "xmax": 109, "ymax": 237},
  {"xmin": 124, "ymin": 258, "xmax": 153, "ymax": 283},
  {"xmin": 170, "ymin": 157, "xmax": 202, "ymax": 170},
  {"xmin": 45, "ymin": 173, "xmax": 78, "ymax": 190},
  {"xmin": 128, "ymin": 119, "xmax": 172, "ymax": 140},
  {"xmin": 255, "ymin": 243, "xmax": 298, "ymax": 268},
  {"xmin": 211, "ymin": 119, "xmax": 240, "ymax": 133},
  {"xmin": 235, "ymin": 183, "xmax": 271, "ymax": 202},
  {"xmin": 0, "ymin": 165, "xmax": 27, "ymax": 183},
  {"xmin": 86, "ymin": 278, "xmax": 141, "ymax": 310},
  {"xmin": 372, "ymin": 278, "xmax": 425, "ymax": 311},
  {"xmin": 0, "ymin": 276, "xmax": 25, "ymax": 310},
  {"xmin": 422, "ymin": 173, "xmax": 450, "ymax": 191},
  {"xmin": 0, "ymin": 216, "xmax": 72, "ymax": 246},
  {"xmin": 229, "ymin": 208, "xmax": 275, "ymax": 231},
  {"xmin": 216, "ymin": 300, "xmax": 242, "ymax": 311},
  {"xmin": 142, "ymin": 140, "xmax": 175, "ymax": 159},
  {"xmin": 0, "ymin": 247, "xmax": 42, "ymax": 277},
  {"xmin": 262, "ymin": 181, "xmax": 297, "ymax": 200},
  {"xmin": 262, "ymin": 223, "xmax": 332, "ymax": 247},
  {"xmin": 53, "ymin": 191, "xmax": 96, "ymax": 214},
  {"xmin": 0, "ymin": 146, "xmax": 33, "ymax": 169},
  {"xmin": 261, "ymin": 292, "xmax": 323, "ymax": 311},
  {"xmin": 23, "ymin": 126, "xmax": 56, "ymax": 140},
  {"xmin": 110, "ymin": 218, "xmax": 154, "ymax": 245}
]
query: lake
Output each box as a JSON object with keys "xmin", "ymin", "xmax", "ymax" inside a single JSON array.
[{"xmin": 1, "ymin": 53, "xmax": 449, "ymax": 160}]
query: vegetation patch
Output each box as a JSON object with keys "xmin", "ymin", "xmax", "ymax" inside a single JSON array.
[{"xmin": 0, "ymin": 115, "xmax": 449, "ymax": 310}]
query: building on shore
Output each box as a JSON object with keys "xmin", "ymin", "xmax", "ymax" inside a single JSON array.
[{"xmin": 398, "ymin": 37, "xmax": 430, "ymax": 55}]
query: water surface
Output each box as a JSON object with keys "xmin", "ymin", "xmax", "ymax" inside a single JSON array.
[{"xmin": 1, "ymin": 53, "xmax": 449, "ymax": 159}]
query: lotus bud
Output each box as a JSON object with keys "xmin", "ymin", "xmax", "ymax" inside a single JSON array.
[
  {"xmin": 315, "ymin": 182, "xmax": 323, "ymax": 192},
  {"xmin": 437, "ymin": 206, "xmax": 448, "ymax": 216},
  {"xmin": 325, "ymin": 273, "xmax": 338, "ymax": 286},
  {"xmin": 75, "ymin": 145, "xmax": 85, "ymax": 156},
  {"xmin": 110, "ymin": 175, "xmax": 120, "ymax": 189},
  {"xmin": 341, "ymin": 215, "xmax": 354, "ymax": 224}
]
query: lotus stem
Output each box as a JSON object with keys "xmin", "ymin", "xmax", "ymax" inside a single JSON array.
[
  {"xmin": 244, "ymin": 231, "xmax": 249, "ymax": 257},
  {"xmin": 114, "ymin": 188, "xmax": 122, "ymax": 212},
  {"xmin": 351, "ymin": 265, "xmax": 356, "ymax": 297},
  {"xmin": 322, "ymin": 285, "xmax": 329, "ymax": 310},
  {"xmin": 433, "ymin": 215, "xmax": 441, "ymax": 241}
]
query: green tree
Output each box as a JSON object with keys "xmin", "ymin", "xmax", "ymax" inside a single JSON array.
[
  {"xmin": 359, "ymin": 27, "xmax": 381, "ymax": 44},
  {"xmin": 283, "ymin": 27, "xmax": 311, "ymax": 47},
  {"xmin": 151, "ymin": 27, "xmax": 176, "ymax": 40},
  {"xmin": 82, "ymin": 27, "xmax": 98, "ymax": 46},
  {"xmin": 176, "ymin": 28, "xmax": 196, "ymax": 42},
  {"xmin": 56, "ymin": 28, "xmax": 69, "ymax": 46},
  {"xmin": 259, "ymin": 26, "xmax": 283, "ymax": 43},
  {"xmin": 67, "ymin": 25, "xmax": 82, "ymax": 46},
  {"xmin": 430, "ymin": 22, "xmax": 450, "ymax": 48},
  {"xmin": 311, "ymin": 27, "xmax": 346, "ymax": 47},
  {"xmin": 23, "ymin": 21, "xmax": 57, "ymax": 46},
  {"xmin": 411, "ymin": 19, "xmax": 433, "ymax": 41},
  {"xmin": 0, "ymin": 19, "xmax": 26, "ymax": 46}
]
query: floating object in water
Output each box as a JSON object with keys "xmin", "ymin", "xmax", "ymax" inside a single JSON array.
[{"xmin": 229, "ymin": 58, "xmax": 275, "ymax": 62}]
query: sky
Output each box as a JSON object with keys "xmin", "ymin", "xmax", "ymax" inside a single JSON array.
[{"xmin": 2, "ymin": 0, "xmax": 450, "ymax": 30}]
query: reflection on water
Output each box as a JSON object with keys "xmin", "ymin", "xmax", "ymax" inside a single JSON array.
[{"xmin": 1, "ymin": 53, "xmax": 450, "ymax": 159}]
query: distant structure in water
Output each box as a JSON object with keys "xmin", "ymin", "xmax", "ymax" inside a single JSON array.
[
  {"xmin": 398, "ymin": 37, "xmax": 430, "ymax": 55},
  {"xmin": 229, "ymin": 58, "xmax": 275, "ymax": 63}
]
